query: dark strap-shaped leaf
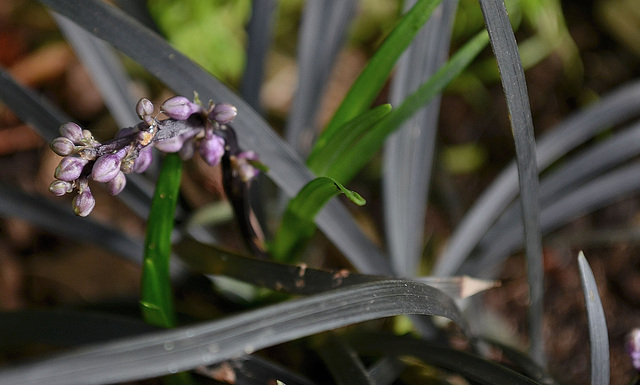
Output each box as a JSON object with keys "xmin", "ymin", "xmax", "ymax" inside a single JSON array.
[
  {"xmin": 578, "ymin": 252, "xmax": 610, "ymax": 385},
  {"xmin": 346, "ymin": 332, "xmax": 540, "ymax": 385},
  {"xmin": 0, "ymin": 279, "xmax": 466, "ymax": 385},
  {"xmin": 478, "ymin": 0, "xmax": 544, "ymax": 365}
]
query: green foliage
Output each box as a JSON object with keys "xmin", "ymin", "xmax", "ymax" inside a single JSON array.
[
  {"xmin": 140, "ymin": 153, "xmax": 183, "ymax": 328},
  {"xmin": 270, "ymin": 177, "xmax": 366, "ymax": 263},
  {"xmin": 148, "ymin": 0, "xmax": 250, "ymax": 84}
]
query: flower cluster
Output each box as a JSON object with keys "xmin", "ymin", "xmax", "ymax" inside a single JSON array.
[{"xmin": 49, "ymin": 95, "xmax": 262, "ymax": 217}]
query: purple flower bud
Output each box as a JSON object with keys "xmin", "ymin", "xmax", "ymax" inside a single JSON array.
[
  {"xmin": 60, "ymin": 122, "xmax": 84, "ymax": 143},
  {"xmin": 105, "ymin": 171, "xmax": 127, "ymax": 195},
  {"xmin": 54, "ymin": 156, "xmax": 89, "ymax": 182},
  {"xmin": 209, "ymin": 103, "xmax": 237, "ymax": 125},
  {"xmin": 49, "ymin": 180, "xmax": 73, "ymax": 196},
  {"xmin": 133, "ymin": 146, "xmax": 153, "ymax": 173},
  {"xmin": 72, "ymin": 188, "xmax": 95, "ymax": 217},
  {"xmin": 161, "ymin": 96, "xmax": 202, "ymax": 120},
  {"xmin": 92, "ymin": 148, "xmax": 127, "ymax": 182},
  {"xmin": 199, "ymin": 135, "xmax": 225, "ymax": 166},
  {"xmin": 154, "ymin": 135, "xmax": 186, "ymax": 153},
  {"xmin": 136, "ymin": 98, "xmax": 155, "ymax": 126},
  {"xmin": 50, "ymin": 137, "xmax": 76, "ymax": 156},
  {"xmin": 627, "ymin": 329, "xmax": 640, "ymax": 371}
]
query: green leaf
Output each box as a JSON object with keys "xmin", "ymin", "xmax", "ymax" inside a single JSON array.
[
  {"xmin": 325, "ymin": 30, "xmax": 489, "ymax": 184},
  {"xmin": 322, "ymin": 0, "xmax": 443, "ymax": 139},
  {"xmin": 140, "ymin": 153, "xmax": 183, "ymax": 329},
  {"xmin": 307, "ymin": 104, "xmax": 392, "ymax": 175},
  {"xmin": 270, "ymin": 177, "xmax": 365, "ymax": 262}
]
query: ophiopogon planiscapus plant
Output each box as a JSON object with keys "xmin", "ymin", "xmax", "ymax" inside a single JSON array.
[{"xmin": 48, "ymin": 94, "xmax": 266, "ymax": 255}]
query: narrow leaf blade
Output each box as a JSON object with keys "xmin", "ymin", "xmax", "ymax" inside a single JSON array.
[
  {"xmin": 323, "ymin": 0, "xmax": 443, "ymax": 138},
  {"xmin": 271, "ymin": 177, "xmax": 365, "ymax": 262},
  {"xmin": 578, "ymin": 252, "xmax": 610, "ymax": 385}
]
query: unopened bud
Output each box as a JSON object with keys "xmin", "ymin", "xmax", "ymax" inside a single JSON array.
[
  {"xmin": 49, "ymin": 180, "xmax": 73, "ymax": 196},
  {"xmin": 51, "ymin": 137, "xmax": 76, "ymax": 156},
  {"xmin": 154, "ymin": 135, "xmax": 185, "ymax": 153},
  {"xmin": 105, "ymin": 171, "xmax": 127, "ymax": 195},
  {"xmin": 199, "ymin": 135, "xmax": 225, "ymax": 166},
  {"xmin": 133, "ymin": 146, "xmax": 153, "ymax": 173},
  {"xmin": 161, "ymin": 96, "xmax": 202, "ymax": 120},
  {"xmin": 92, "ymin": 148, "xmax": 127, "ymax": 182},
  {"xmin": 209, "ymin": 103, "xmax": 237, "ymax": 125},
  {"xmin": 136, "ymin": 98, "xmax": 155, "ymax": 126},
  {"xmin": 179, "ymin": 136, "xmax": 197, "ymax": 161},
  {"xmin": 59, "ymin": 122, "xmax": 84, "ymax": 143},
  {"xmin": 72, "ymin": 188, "xmax": 95, "ymax": 217},
  {"xmin": 54, "ymin": 156, "xmax": 89, "ymax": 182}
]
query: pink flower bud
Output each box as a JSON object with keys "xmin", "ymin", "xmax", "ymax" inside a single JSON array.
[
  {"xmin": 105, "ymin": 171, "xmax": 127, "ymax": 195},
  {"xmin": 209, "ymin": 103, "xmax": 237, "ymax": 125},
  {"xmin": 59, "ymin": 122, "xmax": 84, "ymax": 143},
  {"xmin": 136, "ymin": 98, "xmax": 155, "ymax": 125},
  {"xmin": 49, "ymin": 180, "xmax": 73, "ymax": 196},
  {"xmin": 92, "ymin": 148, "xmax": 127, "ymax": 182},
  {"xmin": 161, "ymin": 96, "xmax": 202, "ymax": 120},
  {"xmin": 133, "ymin": 146, "xmax": 153, "ymax": 173},
  {"xmin": 199, "ymin": 135, "xmax": 225, "ymax": 166},
  {"xmin": 50, "ymin": 137, "xmax": 76, "ymax": 156},
  {"xmin": 154, "ymin": 135, "xmax": 185, "ymax": 153},
  {"xmin": 72, "ymin": 189, "xmax": 95, "ymax": 217},
  {"xmin": 54, "ymin": 156, "xmax": 89, "ymax": 182}
]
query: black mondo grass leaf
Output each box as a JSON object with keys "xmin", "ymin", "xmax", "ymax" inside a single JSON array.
[
  {"xmin": 0, "ymin": 280, "xmax": 467, "ymax": 385},
  {"xmin": 176, "ymin": 236, "xmax": 496, "ymax": 300},
  {"xmin": 345, "ymin": 333, "xmax": 541, "ymax": 385},
  {"xmin": 578, "ymin": 252, "xmax": 610, "ymax": 385},
  {"xmin": 318, "ymin": 336, "xmax": 373, "ymax": 385},
  {"xmin": 434, "ymin": 79, "xmax": 640, "ymax": 278},
  {"xmin": 37, "ymin": 0, "xmax": 391, "ymax": 275},
  {"xmin": 383, "ymin": 0, "xmax": 459, "ymax": 277},
  {"xmin": 478, "ymin": 0, "xmax": 544, "ymax": 365}
]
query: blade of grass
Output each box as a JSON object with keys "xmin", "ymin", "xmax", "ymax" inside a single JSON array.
[
  {"xmin": 383, "ymin": 0, "xmax": 459, "ymax": 276},
  {"xmin": 140, "ymin": 153, "xmax": 182, "ymax": 328},
  {"xmin": 270, "ymin": 177, "xmax": 365, "ymax": 262},
  {"xmin": 463, "ymin": 161, "xmax": 640, "ymax": 277},
  {"xmin": 318, "ymin": 336, "xmax": 373, "ymax": 385},
  {"xmin": 0, "ymin": 279, "xmax": 467, "ymax": 385},
  {"xmin": 0, "ymin": 184, "xmax": 147, "ymax": 267},
  {"xmin": 480, "ymin": 338, "xmax": 560, "ymax": 385},
  {"xmin": 176, "ymin": 236, "xmax": 497, "ymax": 299},
  {"xmin": 285, "ymin": 0, "xmax": 356, "ymax": 156},
  {"xmin": 322, "ymin": 30, "xmax": 489, "ymax": 185},
  {"xmin": 140, "ymin": 153, "xmax": 195, "ymax": 385},
  {"xmin": 52, "ymin": 13, "xmax": 139, "ymax": 127},
  {"xmin": 367, "ymin": 355, "xmax": 405, "ymax": 385},
  {"xmin": 306, "ymin": 104, "xmax": 392, "ymax": 175},
  {"xmin": 346, "ymin": 332, "xmax": 540, "ymax": 385},
  {"xmin": 578, "ymin": 252, "xmax": 610, "ymax": 385},
  {"xmin": 323, "ymin": 0, "xmax": 443, "ymax": 137},
  {"xmin": 479, "ymin": 120, "xmax": 640, "ymax": 255},
  {"xmin": 433, "ymin": 78, "xmax": 640, "ymax": 277},
  {"xmin": 478, "ymin": 0, "xmax": 544, "ymax": 365},
  {"xmin": 38, "ymin": 0, "xmax": 392, "ymax": 275},
  {"xmin": 240, "ymin": 0, "xmax": 277, "ymax": 112}
]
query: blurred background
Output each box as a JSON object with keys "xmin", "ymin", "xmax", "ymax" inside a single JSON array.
[{"xmin": 1, "ymin": 0, "xmax": 640, "ymax": 383}]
